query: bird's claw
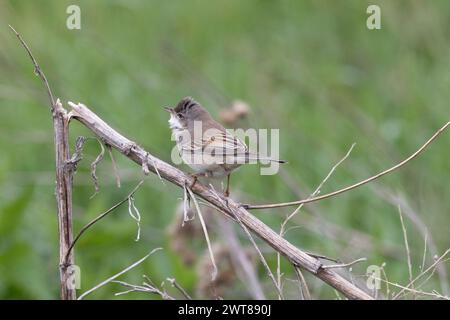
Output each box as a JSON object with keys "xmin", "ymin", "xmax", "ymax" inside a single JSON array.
[{"xmin": 189, "ymin": 173, "xmax": 199, "ymax": 189}]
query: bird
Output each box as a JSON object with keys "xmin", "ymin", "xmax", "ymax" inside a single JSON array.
[{"xmin": 164, "ymin": 97, "xmax": 286, "ymax": 197}]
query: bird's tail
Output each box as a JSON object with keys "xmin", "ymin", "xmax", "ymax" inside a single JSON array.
[
  {"xmin": 248, "ymin": 156, "xmax": 287, "ymax": 164},
  {"xmin": 232, "ymin": 153, "xmax": 287, "ymax": 164}
]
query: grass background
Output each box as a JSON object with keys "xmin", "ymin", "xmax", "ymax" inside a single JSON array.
[{"xmin": 0, "ymin": 0, "xmax": 449, "ymax": 299}]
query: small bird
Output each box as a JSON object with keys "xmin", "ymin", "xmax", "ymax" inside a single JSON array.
[{"xmin": 165, "ymin": 97, "xmax": 285, "ymax": 197}]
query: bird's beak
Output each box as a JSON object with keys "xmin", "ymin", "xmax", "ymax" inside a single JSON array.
[{"xmin": 163, "ymin": 106, "xmax": 173, "ymax": 113}]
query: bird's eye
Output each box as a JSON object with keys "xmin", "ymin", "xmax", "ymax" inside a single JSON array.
[{"xmin": 177, "ymin": 113, "xmax": 184, "ymax": 119}]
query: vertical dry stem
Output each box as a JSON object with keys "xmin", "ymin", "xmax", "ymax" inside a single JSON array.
[{"xmin": 54, "ymin": 100, "xmax": 76, "ymax": 299}]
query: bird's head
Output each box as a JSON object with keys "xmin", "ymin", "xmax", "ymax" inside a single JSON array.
[{"xmin": 164, "ymin": 97, "xmax": 210, "ymax": 130}]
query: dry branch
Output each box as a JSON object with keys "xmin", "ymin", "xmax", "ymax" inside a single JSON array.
[
  {"xmin": 67, "ymin": 101, "xmax": 373, "ymax": 300},
  {"xmin": 10, "ymin": 25, "xmax": 76, "ymax": 300},
  {"xmin": 53, "ymin": 100, "xmax": 76, "ymax": 300}
]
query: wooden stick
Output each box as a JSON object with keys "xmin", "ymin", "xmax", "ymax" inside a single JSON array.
[{"xmin": 53, "ymin": 100, "xmax": 76, "ymax": 300}]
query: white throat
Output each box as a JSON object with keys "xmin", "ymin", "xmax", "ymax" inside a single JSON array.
[{"xmin": 168, "ymin": 113, "xmax": 183, "ymax": 131}]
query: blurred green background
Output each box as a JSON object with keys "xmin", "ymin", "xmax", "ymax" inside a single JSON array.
[{"xmin": 0, "ymin": 0, "xmax": 449, "ymax": 299}]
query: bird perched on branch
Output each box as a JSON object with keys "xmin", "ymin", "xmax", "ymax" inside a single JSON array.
[{"xmin": 165, "ymin": 97, "xmax": 286, "ymax": 197}]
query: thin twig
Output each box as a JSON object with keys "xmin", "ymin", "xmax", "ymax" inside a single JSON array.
[
  {"xmin": 397, "ymin": 256, "xmax": 450, "ymax": 300},
  {"xmin": 113, "ymin": 280, "xmax": 175, "ymax": 300},
  {"xmin": 9, "ymin": 25, "xmax": 55, "ymax": 107},
  {"xmin": 78, "ymin": 247, "xmax": 162, "ymax": 300},
  {"xmin": 90, "ymin": 139, "xmax": 105, "ymax": 198},
  {"xmin": 294, "ymin": 266, "xmax": 311, "ymax": 300},
  {"xmin": 232, "ymin": 210, "xmax": 284, "ymax": 299},
  {"xmin": 373, "ymin": 276, "xmax": 449, "ymax": 300},
  {"xmin": 321, "ymin": 258, "xmax": 367, "ymax": 270},
  {"xmin": 305, "ymin": 252, "xmax": 340, "ymax": 263},
  {"xmin": 244, "ymin": 121, "xmax": 450, "ymax": 209},
  {"xmin": 182, "ymin": 184, "xmax": 194, "ymax": 226},
  {"xmin": 283, "ymin": 143, "xmax": 356, "ymax": 229},
  {"xmin": 186, "ymin": 185, "xmax": 218, "ymax": 281},
  {"xmin": 415, "ymin": 257, "xmax": 450, "ymax": 294},
  {"xmin": 166, "ymin": 278, "xmax": 192, "ymax": 300},
  {"xmin": 142, "ymin": 152, "xmax": 165, "ymax": 186},
  {"xmin": 421, "ymin": 233, "xmax": 428, "ymax": 272},
  {"xmin": 374, "ymin": 188, "xmax": 449, "ymax": 296},
  {"xmin": 151, "ymin": 154, "xmax": 165, "ymax": 185},
  {"xmin": 279, "ymin": 170, "xmax": 392, "ymax": 259},
  {"xmin": 393, "ymin": 249, "xmax": 450, "ymax": 299},
  {"xmin": 65, "ymin": 180, "xmax": 144, "ymax": 263},
  {"xmin": 107, "ymin": 144, "xmax": 121, "ymax": 188},
  {"xmin": 276, "ymin": 144, "xmax": 355, "ymax": 297},
  {"xmin": 398, "ymin": 205, "xmax": 415, "ymax": 298}
]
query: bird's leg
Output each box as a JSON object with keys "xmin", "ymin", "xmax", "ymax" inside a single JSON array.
[
  {"xmin": 189, "ymin": 172, "xmax": 206, "ymax": 189},
  {"xmin": 224, "ymin": 174, "xmax": 231, "ymax": 197}
]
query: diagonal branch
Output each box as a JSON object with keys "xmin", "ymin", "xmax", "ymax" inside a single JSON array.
[{"xmin": 67, "ymin": 101, "xmax": 373, "ymax": 300}]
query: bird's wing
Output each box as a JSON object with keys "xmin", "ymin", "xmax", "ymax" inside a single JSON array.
[
  {"xmin": 180, "ymin": 131, "xmax": 249, "ymax": 164},
  {"xmin": 202, "ymin": 132, "xmax": 248, "ymax": 153}
]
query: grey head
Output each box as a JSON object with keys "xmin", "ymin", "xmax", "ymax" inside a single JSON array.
[{"xmin": 164, "ymin": 97, "xmax": 214, "ymax": 130}]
